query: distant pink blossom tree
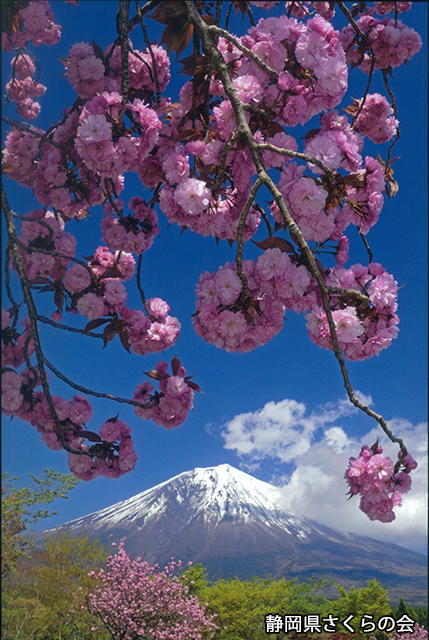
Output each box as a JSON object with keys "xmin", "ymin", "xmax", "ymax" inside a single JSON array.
[{"xmin": 85, "ymin": 540, "xmax": 217, "ymax": 640}]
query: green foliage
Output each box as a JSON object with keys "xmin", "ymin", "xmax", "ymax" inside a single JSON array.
[
  {"xmin": 334, "ymin": 579, "xmax": 392, "ymax": 637},
  {"xmin": 1, "ymin": 469, "xmax": 79, "ymax": 577},
  {"xmin": 199, "ymin": 575, "xmax": 333, "ymax": 640},
  {"xmin": 181, "ymin": 562, "xmax": 210, "ymax": 598},
  {"xmin": 1, "ymin": 531, "xmax": 108, "ymax": 639},
  {"xmin": 33, "ymin": 530, "xmax": 107, "ymax": 631},
  {"xmin": 202, "ymin": 576, "xmax": 291, "ymax": 640},
  {"xmin": 393, "ymin": 599, "xmax": 428, "ymax": 630},
  {"xmin": 1, "ymin": 588, "xmax": 51, "ymax": 640}
]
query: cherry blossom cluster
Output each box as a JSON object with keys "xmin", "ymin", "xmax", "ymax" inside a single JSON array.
[
  {"xmin": 16, "ymin": 208, "xmax": 76, "ymax": 282},
  {"xmin": 306, "ymin": 261, "xmax": 399, "ymax": 361},
  {"xmin": 2, "ymin": 311, "xmax": 35, "ymax": 369},
  {"xmin": 101, "ymin": 197, "xmax": 159, "ymax": 255},
  {"xmin": 2, "ymin": 0, "xmax": 61, "ymax": 52},
  {"xmin": 374, "ymin": 3, "xmax": 413, "ymax": 16},
  {"xmin": 345, "ymin": 442, "xmax": 418, "ymax": 522},
  {"xmin": 120, "ymin": 298, "xmax": 181, "ymax": 356},
  {"xmin": 340, "ymin": 11, "xmax": 422, "ymax": 72},
  {"xmin": 272, "ymin": 119, "xmax": 385, "ymax": 238},
  {"xmin": 376, "ymin": 624, "xmax": 429, "ymax": 640},
  {"xmin": 74, "ymin": 91, "xmax": 162, "ymax": 181},
  {"xmin": 5, "ymin": 52, "xmax": 46, "ymax": 119},
  {"xmin": 147, "ymin": 11, "xmax": 353, "ymax": 242},
  {"xmin": 2, "ymin": 128, "xmax": 41, "ymax": 187},
  {"xmin": 85, "ymin": 540, "xmax": 217, "ymax": 640},
  {"xmin": 104, "ymin": 41, "xmax": 171, "ymax": 94},
  {"xmin": 193, "ymin": 248, "xmax": 313, "ymax": 353},
  {"xmin": 353, "ymin": 93, "xmax": 398, "ymax": 144},
  {"xmin": 1, "ymin": 340, "xmax": 137, "ymax": 481},
  {"xmin": 7, "ymin": 93, "xmax": 159, "ymax": 216},
  {"xmin": 133, "ymin": 357, "xmax": 199, "ymax": 429}
]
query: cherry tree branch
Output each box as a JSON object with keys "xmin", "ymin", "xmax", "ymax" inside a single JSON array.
[
  {"xmin": 207, "ymin": 25, "xmax": 278, "ymax": 79},
  {"xmin": 2, "ymin": 186, "xmax": 87, "ymax": 456},
  {"xmin": 42, "ymin": 355, "xmax": 155, "ymax": 410}
]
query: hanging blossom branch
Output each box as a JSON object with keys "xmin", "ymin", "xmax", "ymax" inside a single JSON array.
[
  {"xmin": 3, "ymin": 187, "xmax": 84, "ymax": 456},
  {"xmin": 2, "ymin": 178, "xmax": 199, "ymax": 480},
  {"xmin": 180, "ymin": 1, "xmax": 416, "ymax": 520},
  {"xmin": 186, "ymin": 0, "xmax": 406, "ymax": 439}
]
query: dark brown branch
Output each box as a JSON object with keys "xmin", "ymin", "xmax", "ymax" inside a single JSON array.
[
  {"xmin": 2, "ymin": 186, "xmax": 86, "ymax": 456},
  {"xmin": 207, "ymin": 25, "xmax": 279, "ymax": 79},
  {"xmin": 360, "ymin": 233, "xmax": 373, "ymax": 263},
  {"xmin": 119, "ymin": 0, "xmax": 131, "ymax": 122},
  {"xmin": 235, "ymin": 176, "xmax": 263, "ymax": 296},
  {"xmin": 37, "ymin": 315, "xmax": 104, "ymax": 339},
  {"xmin": 42, "ymin": 356, "xmax": 154, "ymax": 411}
]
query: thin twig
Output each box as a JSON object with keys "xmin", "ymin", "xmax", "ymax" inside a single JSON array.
[
  {"xmin": 360, "ymin": 233, "xmax": 373, "ymax": 263},
  {"xmin": 136, "ymin": 1, "xmax": 162, "ymax": 107},
  {"xmin": 37, "ymin": 315, "xmax": 104, "ymax": 339},
  {"xmin": 118, "ymin": 0, "xmax": 131, "ymax": 122},
  {"xmin": 382, "ymin": 69, "xmax": 401, "ymax": 168},
  {"xmin": 42, "ymin": 356, "xmax": 154, "ymax": 411},
  {"xmin": 207, "ymin": 25, "xmax": 278, "ymax": 79},
  {"xmin": 235, "ymin": 177, "xmax": 263, "ymax": 296}
]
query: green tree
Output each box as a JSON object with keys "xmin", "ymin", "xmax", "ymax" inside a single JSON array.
[
  {"xmin": 32, "ymin": 529, "xmax": 108, "ymax": 639},
  {"xmin": 393, "ymin": 600, "xmax": 428, "ymax": 629},
  {"xmin": 1, "ymin": 469, "xmax": 79, "ymax": 577},
  {"xmin": 203, "ymin": 576, "xmax": 293, "ymax": 640},
  {"xmin": 334, "ymin": 579, "xmax": 392, "ymax": 637},
  {"xmin": 181, "ymin": 563, "xmax": 210, "ymax": 598}
]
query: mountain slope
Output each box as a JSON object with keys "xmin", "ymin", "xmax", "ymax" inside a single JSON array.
[{"xmin": 42, "ymin": 464, "xmax": 427, "ymax": 605}]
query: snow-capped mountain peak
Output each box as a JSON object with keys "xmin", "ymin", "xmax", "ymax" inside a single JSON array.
[{"xmin": 40, "ymin": 464, "xmax": 427, "ymax": 605}]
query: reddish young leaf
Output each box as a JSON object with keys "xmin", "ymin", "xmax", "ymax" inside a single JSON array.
[
  {"xmin": 84, "ymin": 318, "xmax": 110, "ymax": 332},
  {"xmin": 75, "ymin": 430, "xmax": 102, "ymax": 443},
  {"xmin": 186, "ymin": 380, "xmax": 203, "ymax": 393},
  {"xmin": 252, "ymin": 237, "xmax": 295, "ymax": 254},
  {"xmin": 105, "ymin": 414, "xmax": 120, "ymax": 423},
  {"xmin": 54, "ymin": 290, "xmax": 64, "ymax": 312},
  {"xmin": 144, "ymin": 369, "xmax": 166, "ymax": 381},
  {"xmin": 171, "ymin": 354, "xmax": 181, "ymax": 376},
  {"xmin": 233, "ymin": 0, "xmax": 248, "ymax": 18},
  {"xmin": 100, "ymin": 265, "xmax": 125, "ymax": 279},
  {"xmin": 119, "ymin": 326, "xmax": 131, "ymax": 353},
  {"xmin": 161, "ymin": 20, "xmax": 194, "ymax": 57},
  {"xmin": 102, "ymin": 323, "xmax": 117, "ymax": 348},
  {"xmin": 149, "ymin": 2, "xmax": 187, "ymax": 25},
  {"xmin": 301, "ymin": 128, "xmax": 321, "ymax": 141},
  {"xmin": 91, "ymin": 38, "xmax": 104, "ymax": 62},
  {"xmin": 343, "ymin": 99, "xmax": 360, "ymax": 116},
  {"xmin": 175, "ymin": 128, "xmax": 204, "ymax": 141},
  {"xmin": 178, "ymin": 54, "xmax": 210, "ymax": 77},
  {"xmin": 29, "ymin": 276, "xmax": 53, "ymax": 285}
]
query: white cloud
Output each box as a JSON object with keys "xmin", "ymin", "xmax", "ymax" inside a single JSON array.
[
  {"xmin": 220, "ymin": 394, "xmax": 365, "ymax": 464},
  {"xmin": 220, "ymin": 397, "xmax": 427, "ymax": 554}
]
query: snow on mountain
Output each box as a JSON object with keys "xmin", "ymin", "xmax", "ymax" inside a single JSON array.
[
  {"xmin": 40, "ymin": 464, "xmax": 427, "ymax": 605},
  {"xmin": 63, "ymin": 464, "xmax": 304, "ymax": 534}
]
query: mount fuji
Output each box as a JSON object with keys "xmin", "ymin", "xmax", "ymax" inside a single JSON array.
[{"xmin": 42, "ymin": 464, "xmax": 427, "ymax": 604}]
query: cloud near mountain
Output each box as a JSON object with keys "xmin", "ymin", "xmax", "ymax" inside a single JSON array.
[{"xmin": 218, "ymin": 396, "xmax": 428, "ymax": 554}]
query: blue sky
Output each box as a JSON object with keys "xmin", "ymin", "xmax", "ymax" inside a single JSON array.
[{"xmin": 2, "ymin": 2, "xmax": 427, "ymax": 555}]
